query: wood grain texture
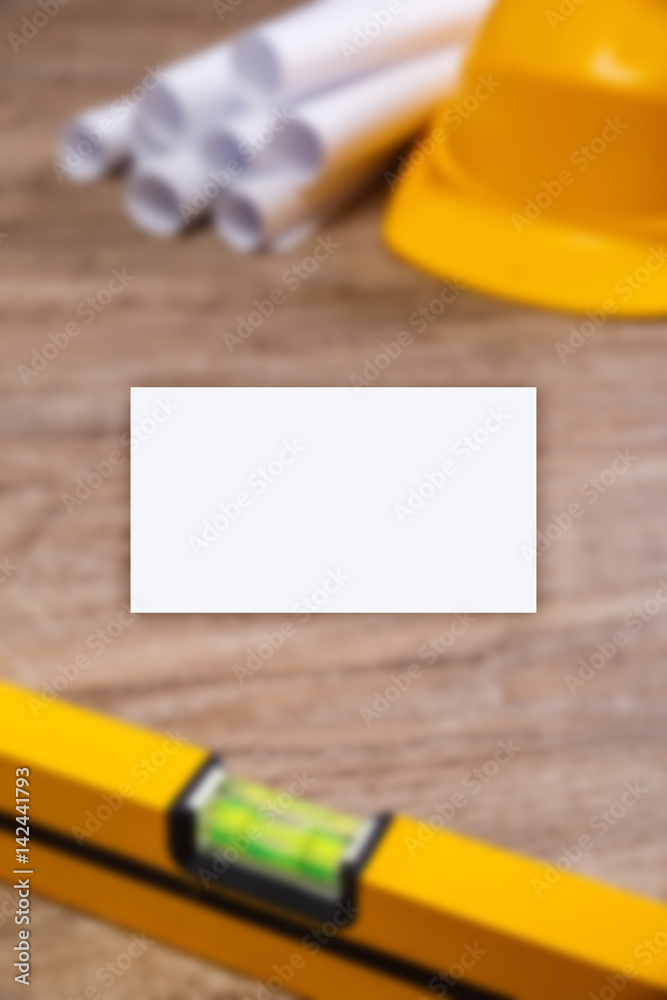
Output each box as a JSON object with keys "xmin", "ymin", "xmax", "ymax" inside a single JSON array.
[{"xmin": 0, "ymin": 1, "xmax": 666, "ymax": 997}]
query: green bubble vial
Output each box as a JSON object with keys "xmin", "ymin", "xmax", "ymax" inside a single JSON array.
[{"xmin": 195, "ymin": 776, "xmax": 364, "ymax": 896}]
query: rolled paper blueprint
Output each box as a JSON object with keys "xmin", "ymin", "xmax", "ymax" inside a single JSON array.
[
  {"xmin": 212, "ymin": 154, "xmax": 385, "ymax": 253},
  {"xmin": 243, "ymin": 44, "xmax": 466, "ymax": 183},
  {"xmin": 131, "ymin": 43, "xmax": 244, "ymax": 154},
  {"xmin": 232, "ymin": 0, "xmax": 490, "ymax": 100},
  {"xmin": 201, "ymin": 105, "xmax": 308, "ymax": 177},
  {"xmin": 124, "ymin": 146, "xmax": 234, "ymax": 236},
  {"xmin": 57, "ymin": 102, "xmax": 137, "ymax": 183}
]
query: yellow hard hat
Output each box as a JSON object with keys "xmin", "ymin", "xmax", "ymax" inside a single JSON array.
[{"xmin": 384, "ymin": 0, "xmax": 667, "ymax": 316}]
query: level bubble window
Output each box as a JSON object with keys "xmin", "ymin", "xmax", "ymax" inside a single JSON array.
[{"xmin": 195, "ymin": 775, "xmax": 367, "ymax": 899}]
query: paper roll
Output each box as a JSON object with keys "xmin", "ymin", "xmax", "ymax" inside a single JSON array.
[
  {"xmin": 131, "ymin": 43, "xmax": 244, "ymax": 154},
  {"xmin": 251, "ymin": 44, "xmax": 466, "ymax": 182},
  {"xmin": 124, "ymin": 147, "xmax": 234, "ymax": 236},
  {"xmin": 57, "ymin": 102, "xmax": 136, "ymax": 183},
  {"xmin": 212, "ymin": 154, "xmax": 385, "ymax": 253},
  {"xmin": 233, "ymin": 0, "xmax": 490, "ymax": 99},
  {"xmin": 212, "ymin": 40, "xmax": 465, "ymax": 253},
  {"xmin": 201, "ymin": 105, "xmax": 316, "ymax": 177}
]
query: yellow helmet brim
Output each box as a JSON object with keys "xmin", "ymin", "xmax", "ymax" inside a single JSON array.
[{"xmin": 384, "ymin": 139, "xmax": 667, "ymax": 318}]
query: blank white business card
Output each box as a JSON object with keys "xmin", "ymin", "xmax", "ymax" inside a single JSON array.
[{"xmin": 130, "ymin": 387, "xmax": 536, "ymax": 613}]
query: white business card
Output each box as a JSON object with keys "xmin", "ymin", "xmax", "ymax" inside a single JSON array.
[{"xmin": 130, "ymin": 387, "xmax": 536, "ymax": 613}]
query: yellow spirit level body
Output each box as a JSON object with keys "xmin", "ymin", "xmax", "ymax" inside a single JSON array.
[{"xmin": 1, "ymin": 681, "xmax": 666, "ymax": 1000}]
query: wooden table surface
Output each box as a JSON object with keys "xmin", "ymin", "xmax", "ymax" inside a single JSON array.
[{"xmin": 1, "ymin": 1, "xmax": 666, "ymax": 997}]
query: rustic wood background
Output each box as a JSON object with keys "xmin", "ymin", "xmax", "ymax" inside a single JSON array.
[{"xmin": 1, "ymin": 0, "xmax": 666, "ymax": 997}]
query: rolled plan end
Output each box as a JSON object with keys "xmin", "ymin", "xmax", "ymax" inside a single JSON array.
[
  {"xmin": 232, "ymin": 0, "xmax": 491, "ymax": 101},
  {"xmin": 201, "ymin": 129, "xmax": 244, "ymax": 178},
  {"xmin": 124, "ymin": 173, "xmax": 185, "ymax": 237},
  {"xmin": 213, "ymin": 172, "xmax": 327, "ymax": 253},
  {"xmin": 131, "ymin": 43, "xmax": 244, "ymax": 155},
  {"xmin": 250, "ymin": 44, "xmax": 465, "ymax": 186},
  {"xmin": 58, "ymin": 103, "xmax": 135, "ymax": 183},
  {"xmin": 213, "ymin": 155, "xmax": 385, "ymax": 253},
  {"xmin": 124, "ymin": 147, "xmax": 226, "ymax": 237},
  {"xmin": 201, "ymin": 106, "xmax": 322, "ymax": 181},
  {"xmin": 235, "ymin": 35, "xmax": 281, "ymax": 95},
  {"xmin": 215, "ymin": 188, "xmax": 322, "ymax": 254},
  {"xmin": 131, "ymin": 86, "xmax": 187, "ymax": 157}
]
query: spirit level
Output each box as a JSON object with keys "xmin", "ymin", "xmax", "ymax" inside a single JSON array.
[{"xmin": 1, "ymin": 681, "xmax": 666, "ymax": 1000}]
